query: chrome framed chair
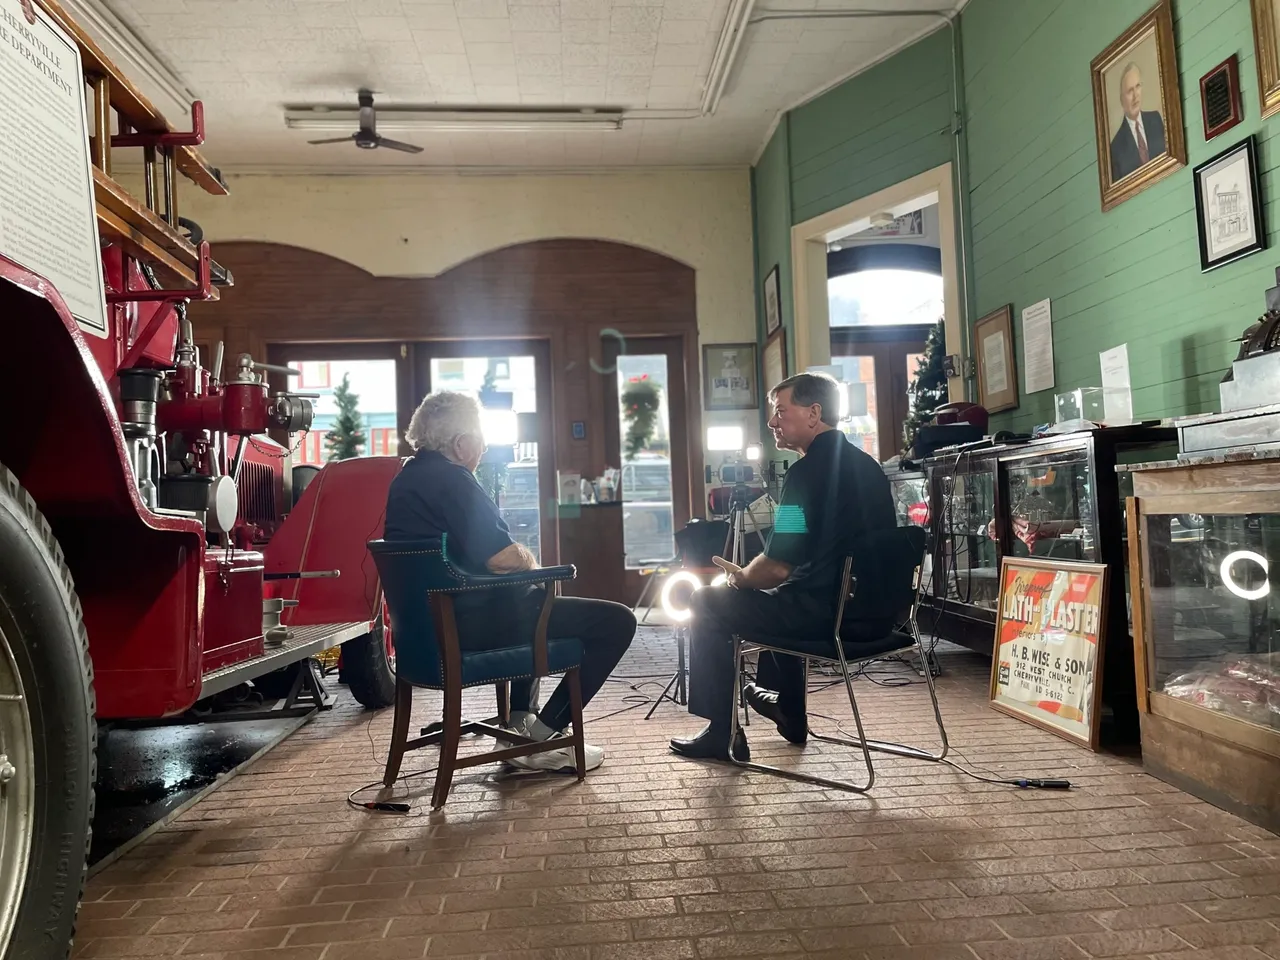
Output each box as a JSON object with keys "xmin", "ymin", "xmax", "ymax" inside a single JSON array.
[
  {"xmin": 728, "ymin": 525, "xmax": 949, "ymax": 793},
  {"xmin": 367, "ymin": 536, "xmax": 587, "ymax": 810}
]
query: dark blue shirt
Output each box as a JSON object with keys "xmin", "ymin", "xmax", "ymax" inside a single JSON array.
[
  {"xmin": 764, "ymin": 429, "xmax": 896, "ymax": 618},
  {"xmin": 384, "ymin": 450, "xmax": 515, "ymax": 571}
]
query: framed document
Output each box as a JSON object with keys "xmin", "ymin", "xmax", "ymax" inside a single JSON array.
[
  {"xmin": 762, "ymin": 328, "xmax": 787, "ymax": 394},
  {"xmin": 763, "ymin": 266, "xmax": 781, "ymax": 337},
  {"xmin": 1193, "ymin": 134, "xmax": 1266, "ymax": 273},
  {"xmin": 974, "ymin": 304, "xmax": 1017, "ymax": 413},
  {"xmin": 702, "ymin": 343, "xmax": 759, "ymax": 412},
  {"xmin": 990, "ymin": 557, "xmax": 1109, "ymax": 750}
]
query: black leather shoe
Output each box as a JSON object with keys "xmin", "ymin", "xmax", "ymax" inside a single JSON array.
[
  {"xmin": 669, "ymin": 725, "xmax": 750, "ymax": 762},
  {"xmin": 743, "ymin": 683, "xmax": 808, "ymax": 745}
]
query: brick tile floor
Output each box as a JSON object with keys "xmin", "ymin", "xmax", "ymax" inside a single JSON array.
[{"xmin": 75, "ymin": 631, "xmax": 1280, "ymax": 960}]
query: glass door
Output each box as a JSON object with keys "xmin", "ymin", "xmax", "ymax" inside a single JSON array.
[
  {"xmin": 831, "ymin": 324, "xmax": 932, "ymax": 460},
  {"xmin": 602, "ymin": 336, "xmax": 693, "ymax": 588},
  {"xmin": 413, "ymin": 341, "xmax": 554, "ymax": 564}
]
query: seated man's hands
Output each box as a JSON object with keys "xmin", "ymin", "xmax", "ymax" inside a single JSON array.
[{"xmin": 712, "ymin": 556, "xmax": 743, "ymax": 589}]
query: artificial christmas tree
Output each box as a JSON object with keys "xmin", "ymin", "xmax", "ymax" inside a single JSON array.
[
  {"xmin": 902, "ymin": 319, "xmax": 948, "ymax": 451},
  {"xmin": 325, "ymin": 373, "xmax": 367, "ymax": 460}
]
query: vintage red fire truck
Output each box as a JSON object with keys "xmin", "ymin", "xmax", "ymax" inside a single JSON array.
[{"xmin": 0, "ymin": 2, "xmax": 400, "ymax": 957}]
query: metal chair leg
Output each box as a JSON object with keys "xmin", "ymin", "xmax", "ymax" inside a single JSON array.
[{"xmin": 725, "ymin": 637, "xmax": 875, "ymax": 794}]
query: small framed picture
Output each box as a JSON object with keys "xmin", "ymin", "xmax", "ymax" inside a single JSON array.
[
  {"xmin": 763, "ymin": 265, "xmax": 781, "ymax": 337},
  {"xmin": 1090, "ymin": 0, "xmax": 1187, "ymax": 212},
  {"xmin": 1192, "ymin": 134, "xmax": 1266, "ymax": 272},
  {"xmin": 702, "ymin": 343, "xmax": 759, "ymax": 411},
  {"xmin": 974, "ymin": 304, "xmax": 1018, "ymax": 414},
  {"xmin": 762, "ymin": 327, "xmax": 787, "ymax": 394},
  {"xmin": 1200, "ymin": 55, "xmax": 1243, "ymax": 140}
]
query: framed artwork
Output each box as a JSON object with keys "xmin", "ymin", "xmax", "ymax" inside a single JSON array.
[
  {"xmin": 1193, "ymin": 134, "xmax": 1266, "ymax": 273},
  {"xmin": 702, "ymin": 343, "xmax": 759, "ymax": 411},
  {"xmin": 762, "ymin": 327, "xmax": 787, "ymax": 394},
  {"xmin": 974, "ymin": 304, "xmax": 1018, "ymax": 414},
  {"xmin": 1200, "ymin": 55, "xmax": 1243, "ymax": 140},
  {"xmin": 990, "ymin": 557, "xmax": 1109, "ymax": 751},
  {"xmin": 763, "ymin": 265, "xmax": 781, "ymax": 337},
  {"xmin": 1090, "ymin": 0, "xmax": 1187, "ymax": 212},
  {"xmin": 1251, "ymin": 0, "xmax": 1280, "ymax": 120}
]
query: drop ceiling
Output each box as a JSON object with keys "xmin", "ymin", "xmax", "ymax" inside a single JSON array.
[{"xmin": 88, "ymin": 0, "xmax": 966, "ymax": 170}]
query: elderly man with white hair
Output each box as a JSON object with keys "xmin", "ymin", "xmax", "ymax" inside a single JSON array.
[{"xmin": 384, "ymin": 390, "xmax": 636, "ymax": 772}]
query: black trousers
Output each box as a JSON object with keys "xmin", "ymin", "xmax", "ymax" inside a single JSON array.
[
  {"xmin": 687, "ymin": 585, "xmax": 890, "ymax": 730},
  {"xmin": 457, "ymin": 591, "xmax": 636, "ymax": 732}
]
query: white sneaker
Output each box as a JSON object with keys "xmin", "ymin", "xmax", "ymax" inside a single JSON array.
[{"xmin": 505, "ymin": 736, "xmax": 605, "ymax": 774}]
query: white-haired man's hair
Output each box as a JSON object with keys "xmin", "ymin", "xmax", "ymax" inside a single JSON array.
[{"xmin": 405, "ymin": 390, "xmax": 483, "ymax": 453}]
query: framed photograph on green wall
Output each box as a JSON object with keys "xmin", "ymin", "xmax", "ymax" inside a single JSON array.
[
  {"xmin": 1192, "ymin": 135, "xmax": 1266, "ymax": 273},
  {"xmin": 763, "ymin": 266, "xmax": 781, "ymax": 337},
  {"xmin": 1089, "ymin": 0, "xmax": 1187, "ymax": 212},
  {"xmin": 1250, "ymin": 0, "xmax": 1280, "ymax": 119}
]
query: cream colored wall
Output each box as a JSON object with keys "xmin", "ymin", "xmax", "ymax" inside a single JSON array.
[{"xmin": 179, "ymin": 167, "xmax": 761, "ymax": 463}]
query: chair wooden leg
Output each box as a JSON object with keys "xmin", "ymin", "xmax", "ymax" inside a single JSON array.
[
  {"xmin": 495, "ymin": 681, "xmax": 510, "ymax": 727},
  {"xmin": 382, "ymin": 679, "xmax": 414, "ymax": 788},
  {"xmin": 567, "ymin": 667, "xmax": 586, "ymax": 781},
  {"xmin": 432, "ymin": 678, "xmax": 464, "ymax": 809}
]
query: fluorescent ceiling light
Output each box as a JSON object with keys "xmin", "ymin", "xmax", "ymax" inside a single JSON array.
[{"xmin": 284, "ymin": 108, "xmax": 624, "ymax": 134}]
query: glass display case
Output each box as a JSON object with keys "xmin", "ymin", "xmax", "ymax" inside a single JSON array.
[
  {"xmin": 917, "ymin": 427, "xmax": 1177, "ymax": 729},
  {"xmin": 1129, "ymin": 451, "xmax": 1280, "ymax": 832}
]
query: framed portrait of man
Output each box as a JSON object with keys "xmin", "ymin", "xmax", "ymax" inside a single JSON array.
[
  {"xmin": 1250, "ymin": 0, "xmax": 1280, "ymax": 119},
  {"xmin": 1090, "ymin": 0, "xmax": 1187, "ymax": 212}
]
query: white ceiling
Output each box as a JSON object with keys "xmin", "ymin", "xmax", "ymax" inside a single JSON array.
[{"xmin": 98, "ymin": 0, "xmax": 964, "ymax": 170}]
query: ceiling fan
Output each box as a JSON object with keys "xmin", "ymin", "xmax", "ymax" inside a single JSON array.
[{"xmin": 306, "ymin": 90, "xmax": 424, "ymax": 154}]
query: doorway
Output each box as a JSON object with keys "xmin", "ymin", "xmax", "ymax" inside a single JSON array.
[{"xmin": 413, "ymin": 340, "xmax": 555, "ymax": 564}]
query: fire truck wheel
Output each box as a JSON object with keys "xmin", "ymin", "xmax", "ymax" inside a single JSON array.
[
  {"xmin": 342, "ymin": 624, "xmax": 396, "ymax": 709},
  {"xmin": 0, "ymin": 463, "xmax": 96, "ymax": 960}
]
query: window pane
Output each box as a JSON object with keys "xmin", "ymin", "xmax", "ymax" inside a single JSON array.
[
  {"xmin": 828, "ymin": 355, "xmax": 879, "ymax": 459},
  {"xmin": 429, "ymin": 355, "xmax": 542, "ymax": 562},
  {"xmin": 617, "ymin": 356, "xmax": 675, "ymax": 567},
  {"xmin": 829, "ymin": 270, "xmax": 943, "ymax": 327},
  {"xmin": 289, "ymin": 359, "xmax": 397, "ymax": 465}
]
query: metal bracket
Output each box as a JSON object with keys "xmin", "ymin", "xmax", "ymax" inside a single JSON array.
[
  {"xmin": 111, "ymin": 101, "xmax": 207, "ymax": 148},
  {"xmin": 108, "ymin": 241, "xmax": 213, "ymax": 308}
]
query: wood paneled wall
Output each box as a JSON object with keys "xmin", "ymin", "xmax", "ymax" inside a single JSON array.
[{"xmin": 188, "ymin": 238, "xmax": 704, "ymax": 517}]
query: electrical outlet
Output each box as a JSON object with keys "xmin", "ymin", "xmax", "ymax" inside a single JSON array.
[{"xmin": 964, "ymin": 356, "xmax": 977, "ymax": 379}]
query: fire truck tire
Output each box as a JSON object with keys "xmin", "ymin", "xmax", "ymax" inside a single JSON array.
[
  {"xmin": 0, "ymin": 463, "xmax": 96, "ymax": 960},
  {"xmin": 342, "ymin": 624, "xmax": 395, "ymax": 709}
]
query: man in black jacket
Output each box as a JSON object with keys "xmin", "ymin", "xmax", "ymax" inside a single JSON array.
[
  {"xmin": 671, "ymin": 373, "xmax": 897, "ymax": 760},
  {"xmin": 1110, "ymin": 62, "xmax": 1166, "ymax": 181}
]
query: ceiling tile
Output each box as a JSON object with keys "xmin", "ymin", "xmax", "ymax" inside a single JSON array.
[
  {"xmin": 559, "ymin": 0, "xmax": 611, "ymax": 19},
  {"xmin": 562, "ymin": 64, "xmax": 606, "ymax": 84},
  {"xmin": 609, "ymin": 32, "xmax": 657, "ymax": 55},
  {"xmin": 475, "ymin": 84, "xmax": 523, "ymax": 100},
  {"xmin": 513, "ymin": 32, "xmax": 563, "ymax": 54},
  {"xmin": 562, "ymin": 18, "xmax": 609, "ymax": 43},
  {"xmin": 608, "ymin": 54, "xmax": 654, "ymax": 77},
  {"xmin": 652, "ymin": 42, "xmax": 703, "ymax": 67},
  {"xmin": 358, "ymin": 16, "xmax": 414, "ymax": 41},
  {"xmin": 423, "ymin": 53, "xmax": 474, "ymax": 75},
  {"xmin": 402, "ymin": 4, "xmax": 461, "ymax": 29},
  {"xmin": 454, "ymin": 0, "xmax": 510, "ymax": 17},
  {"xmin": 516, "ymin": 54, "xmax": 564, "ymax": 75},
  {"xmin": 609, "ymin": 6, "xmax": 662, "ymax": 34},
  {"xmin": 662, "ymin": 0, "xmax": 716, "ymax": 20},
  {"xmin": 511, "ymin": 5, "xmax": 562, "ymax": 32},
  {"xmin": 467, "ymin": 42, "xmax": 518, "ymax": 65},
  {"xmin": 413, "ymin": 31, "xmax": 468, "ymax": 55},
  {"xmin": 658, "ymin": 19, "xmax": 706, "ymax": 44},
  {"xmin": 563, "ymin": 43, "xmax": 607, "ymax": 66},
  {"xmin": 460, "ymin": 18, "xmax": 514, "ymax": 42}
]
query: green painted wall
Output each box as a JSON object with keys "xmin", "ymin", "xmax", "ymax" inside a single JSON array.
[
  {"xmin": 965, "ymin": 0, "xmax": 1273, "ymax": 430},
  {"xmin": 752, "ymin": 0, "xmax": 1277, "ymax": 434}
]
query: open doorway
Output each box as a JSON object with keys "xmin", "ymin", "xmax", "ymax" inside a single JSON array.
[
  {"xmin": 786, "ymin": 162, "xmax": 964, "ymax": 464},
  {"xmin": 827, "ymin": 199, "xmax": 942, "ymax": 459}
]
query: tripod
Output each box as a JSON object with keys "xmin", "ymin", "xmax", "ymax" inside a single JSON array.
[{"xmin": 644, "ymin": 484, "xmax": 756, "ymax": 719}]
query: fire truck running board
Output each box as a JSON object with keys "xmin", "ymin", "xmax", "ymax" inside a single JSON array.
[{"xmin": 199, "ymin": 621, "xmax": 371, "ymax": 700}]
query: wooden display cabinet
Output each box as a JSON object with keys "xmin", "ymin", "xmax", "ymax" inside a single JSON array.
[{"xmin": 1127, "ymin": 450, "xmax": 1280, "ymax": 832}]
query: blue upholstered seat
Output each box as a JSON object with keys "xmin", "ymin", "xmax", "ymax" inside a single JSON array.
[{"xmin": 367, "ymin": 536, "xmax": 583, "ymax": 690}]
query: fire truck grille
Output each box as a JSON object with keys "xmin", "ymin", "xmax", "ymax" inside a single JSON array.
[{"xmin": 238, "ymin": 460, "xmax": 278, "ymax": 528}]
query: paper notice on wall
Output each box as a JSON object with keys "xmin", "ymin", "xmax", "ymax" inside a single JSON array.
[
  {"xmin": 1100, "ymin": 343, "xmax": 1133, "ymax": 425},
  {"xmin": 1021, "ymin": 299, "xmax": 1055, "ymax": 394},
  {"xmin": 983, "ymin": 329, "xmax": 1010, "ymax": 395},
  {"xmin": 0, "ymin": 0, "xmax": 107, "ymax": 336}
]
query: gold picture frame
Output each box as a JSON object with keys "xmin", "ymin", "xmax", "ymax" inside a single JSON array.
[
  {"xmin": 1090, "ymin": 0, "xmax": 1187, "ymax": 212},
  {"xmin": 973, "ymin": 304, "xmax": 1017, "ymax": 414},
  {"xmin": 1251, "ymin": 0, "xmax": 1280, "ymax": 119}
]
